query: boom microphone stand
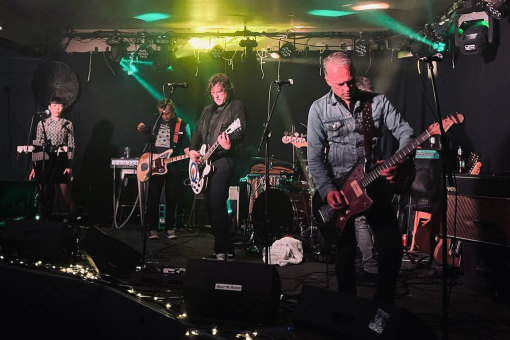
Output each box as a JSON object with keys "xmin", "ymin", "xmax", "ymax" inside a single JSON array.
[
  {"xmin": 422, "ymin": 54, "xmax": 450, "ymax": 340},
  {"xmin": 257, "ymin": 80, "xmax": 292, "ymax": 264}
]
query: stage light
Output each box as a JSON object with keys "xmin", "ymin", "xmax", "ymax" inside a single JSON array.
[
  {"xmin": 279, "ymin": 42, "xmax": 297, "ymax": 58},
  {"xmin": 209, "ymin": 45, "xmax": 224, "ymax": 59},
  {"xmin": 239, "ymin": 38, "xmax": 258, "ymax": 54},
  {"xmin": 455, "ymin": 11, "xmax": 493, "ymax": 55},
  {"xmin": 354, "ymin": 39, "xmax": 370, "ymax": 56},
  {"xmin": 481, "ymin": 0, "xmax": 508, "ymax": 19},
  {"xmin": 136, "ymin": 43, "xmax": 154, "ymax": 60},
  {"xmin": 106, "ymin": 36, "xmax": 129, "ymax": 63}
]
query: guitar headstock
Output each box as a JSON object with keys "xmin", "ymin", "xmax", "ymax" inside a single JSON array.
[
  {"xmin": 226, "ymin": 118, "xmax": 242, "ymax": 134},
  {"xmin": 427, "ymin": 113, "xmax": 464, "ymax": 136},
  {"xmin": 282, "ymin": 131, "xmax": 307, "ymax": 148}
]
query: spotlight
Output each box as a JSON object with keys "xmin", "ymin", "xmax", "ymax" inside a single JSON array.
[
  {"xmin": 136, "ymin": 43, "xmax": 154, "ymax": 60},
  {"xmin": 481, "ymin": 0, "xmax": 508, "ymax": 19},
  {"xmin": 279, "ymin": 42, "xmax": 297, "ymax": 58},
  {"xmin": 455, "ymin": 11, "xmax": 493, "ymax": 55},
  {"xmin": 239, "ymin": 38, "xmax": 258, "ymax": 54},
  {"xmin": 106, "ymin": 36, "xmax": 129, "ymax": 63},
  {"xmin": 354, "ymin": 39, "xmax": 369, "ymax": 57},
  {"xmin": 209, "ymin": 45, "xmax": 224, "ymax": 59}
]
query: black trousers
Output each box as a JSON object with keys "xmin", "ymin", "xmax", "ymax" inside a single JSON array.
[
  {"xmin": 204, "ymin": 165, "xmax": 234, "ymax": 254},
  {"xmin": 146, "ymin": 169, "xmax": 183, "ymax": 231},
  {"xmin": 335, "ymin": 200, "xmax": 403, "ymax": 304}
]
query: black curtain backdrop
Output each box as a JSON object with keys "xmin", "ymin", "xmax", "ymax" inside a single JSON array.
[{"xmin": 1, "ymin": 19, "xmax": 509, "ymax": 216}]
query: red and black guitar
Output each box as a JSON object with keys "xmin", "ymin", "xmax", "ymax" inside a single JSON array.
[{"xmin": 313, "ymin": 113, "xmax": 464, "ymax": 237}]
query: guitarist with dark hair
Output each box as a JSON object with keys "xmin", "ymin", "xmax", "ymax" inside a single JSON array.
[
  {"xmin": 189, "ymin": 73, "xmax": 246, "ymax": 261},
  {"xmin": 137, "ymin": 98, "xmax": 190, "ymax": 240},
  {"xmin": 307, "ymin": 52, "xmax": 415, "ymax": 304}
]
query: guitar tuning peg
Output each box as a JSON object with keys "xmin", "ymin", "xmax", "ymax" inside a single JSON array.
[{"xmin": 294, "ymin": 132, "xmax": 299, "ymax": 137}]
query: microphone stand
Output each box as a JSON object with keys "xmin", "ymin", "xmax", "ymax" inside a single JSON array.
[
  {"xmin": 33, "ymin": 113, "xmax": 50, "ymax": 221},
  {"xmin": 257, "ymin": 82, "xmax": 286, "ymax": 264},
  {"xmin": 425, "ymin": 59, "xmax": 450, "ymax": 340},
  {"xmin": 140, "ymin": 88, "xmax": 175, "ymax": 268}
]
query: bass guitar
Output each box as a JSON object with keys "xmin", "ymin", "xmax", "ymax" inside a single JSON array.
[
  {"xmin": 188, "ymin": 118, "xmax": 242, "ymax": 194},
  {"xmin": 313, "ymin": 113, "xmax": 464, "ymax": 237},
  {"xmin": 137, "ymin": 149, "xmax": 190, "ymax": 182}
]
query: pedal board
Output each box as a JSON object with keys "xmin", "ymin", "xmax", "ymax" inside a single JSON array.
[{"xmin": 128, "ymin": 265, "xmax": 186, "ymax": 286}]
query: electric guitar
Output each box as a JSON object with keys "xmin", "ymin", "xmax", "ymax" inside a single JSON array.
[
  {"xmin": 137, "ymin": 149, "xmax": 190, "ymax": 182},
  {"xmin": 313, "ymin": 113, "xmax": 464, "ymax": 237},
  {"xmin": 188, "ymin": 118, "xmax": 242, "ymax": 194},
  {"xmin": 282, "ymin": 132, "xmax": 307, "ymax": 148}
]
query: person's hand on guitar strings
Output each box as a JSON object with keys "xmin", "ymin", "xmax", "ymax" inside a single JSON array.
[
  {"xmin": 190, "ymin": 150, "xmax": 203, "ymax": 164},
  {"xmin": 327, "ymin": 190, "xmax": 347, "ymax": 210},
  {"xmin": 377, "ymin": 159, "xmax": 400, "ymax": 183},
  {"xmin": 217, "ymin": 131, "xmax": 231, "ymax": 150}
]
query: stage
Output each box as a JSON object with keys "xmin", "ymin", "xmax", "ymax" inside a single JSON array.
[{"xmin": 1, "ymin": 220, "xmax": 509, "ymax": 340}]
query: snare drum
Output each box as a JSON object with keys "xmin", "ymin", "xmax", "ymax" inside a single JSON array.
[{"xmin": 251, "ymin": 189, "xmax": 310, "ymax": 244}]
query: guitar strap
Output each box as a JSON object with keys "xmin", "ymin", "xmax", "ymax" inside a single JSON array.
[
  {"xmin": 173, "ymin": 118, "xmax": 182, "ymax": 145},
  {"xmin": 361, "ymin": 100, "xmax": 375, "ymax": 162}
]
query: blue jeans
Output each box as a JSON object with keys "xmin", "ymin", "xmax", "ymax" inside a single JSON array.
[{"xmin": 355, "ymin": 216, "xmax": 378, "ymax": 274}]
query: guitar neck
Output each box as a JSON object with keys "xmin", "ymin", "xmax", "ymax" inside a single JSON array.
[
  {"xmin": 203, "ymin": 141, "xmax": 220, "ymax": 162},
  {"xmin": 164, "ymin": 154, "xmax": 190, "ymax": 164},
  {"xmin": 362, "ymin": 130, "xmax": 432, "ymax": 187}
]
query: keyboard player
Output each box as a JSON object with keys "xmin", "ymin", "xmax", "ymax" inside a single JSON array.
[{"xmin": 29, "ymin": 96, "xmax": 78, "ymax": 221}]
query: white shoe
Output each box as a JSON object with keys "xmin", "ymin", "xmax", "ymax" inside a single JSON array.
[
  {"xmin": 166, "ymin": 230, "xmax": 178, "ymax": 239},
  {"xmin": 149, "ymin": 230, "xmax": 159, "ymax": 240}
]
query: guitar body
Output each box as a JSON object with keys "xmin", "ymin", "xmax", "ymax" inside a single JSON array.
[
  {"xmin": 189, "ymin": 144, "xmax": 213, "ymax": 194},
  {"xmin": 312, "ymin": 164, "xmax": 373, "ymax": 241},
  {"xmin": 137, "ymin": 150, "xmax": 173, "ymax": 182}
]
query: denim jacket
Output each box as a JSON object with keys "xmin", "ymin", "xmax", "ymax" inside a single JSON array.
[{"xmin": 307, "ymin": 90, "xmax": 415, "ymax": 201}]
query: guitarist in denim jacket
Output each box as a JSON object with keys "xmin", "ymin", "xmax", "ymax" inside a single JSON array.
[
  {"xmin": 190, "ymin": 73, "xmax": 247, "ymax": 261},
  {"xmin": 137, "ymin": 99, "xmax": 190, "ymax": 240},
  {"xmin": 307, "ymin": 52, "xmax": 415, "ymax": 304}
]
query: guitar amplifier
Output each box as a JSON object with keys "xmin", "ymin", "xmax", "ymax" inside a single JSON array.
[{"xmin": 446, "ymin": 175, "xmax": 510, "ymax": 246}]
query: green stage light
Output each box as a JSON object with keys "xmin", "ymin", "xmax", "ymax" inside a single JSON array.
[
  {"xmin": 134, "ymin": 13, "xmax": 170, "ymax": 22},
  {"xmin": 308, "ymin": 10, "xmax": 354, "ymax": 17}
]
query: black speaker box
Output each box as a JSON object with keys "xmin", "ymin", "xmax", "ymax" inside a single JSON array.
[
  {"xmin": 1, "ymin": 220, "xmax": 76, "ymax": 260},
  {"xmin": 79, "ymin": 226, "xmax": 141, "ymax": 278},
  {"xmin": 293, "ymin": 285, "xmax": 435, "ymax": 340},
  {"xmin": 183, "ymin": 259, "xmax": 281, "ymax": 323},
  {"xmin": 410, "ymin": 153, "xmax": 442, "ymax": 212}
]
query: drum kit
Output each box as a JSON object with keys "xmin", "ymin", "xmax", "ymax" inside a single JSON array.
[{"xmin": 239, "ymin": 131, "xmax": 321, "ymax": 251}]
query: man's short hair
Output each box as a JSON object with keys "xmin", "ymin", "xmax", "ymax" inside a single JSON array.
[
  {"xmin": 322, "ymin": 52, "xmax": 356, "ymax": 76},
  {"xmin": 206, "ymin": 73, "xmax": 234, "ymax": 99},
  {"xmin": 157, "ymin": 98, "xmax": 175, "ymax": 112}
]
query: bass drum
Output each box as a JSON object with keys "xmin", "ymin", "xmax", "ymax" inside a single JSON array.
[{"xmin": 251, "ymin": 189, "xmax": 310, "ymax": 245}]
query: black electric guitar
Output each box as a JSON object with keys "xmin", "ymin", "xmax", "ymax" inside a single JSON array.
[
  {"xmin": 137, "ymin": 149, "xmax": 190, "ymax": 182},
  {"xmin": 313, "ymin": 113, "xmax": 464, "ymax": 238},
  {"xmin": 188, "ymin": 118, "xmax": 242, "ymax": 194}
]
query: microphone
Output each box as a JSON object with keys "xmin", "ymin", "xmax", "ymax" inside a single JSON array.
[
  {"xmin": 273, "ymin": 79, "xmax": 294, "ymax": 86},
  {"xmin": 419, "ymin": 53, "xmax": 444, "ymax": 62},
  {"xmin": 34, "ymin": 109, "xmax": 50, "ymax": 116},
  {"xmin": 165, "ymin": 82, "xmax": 188, "ymax": 88}
]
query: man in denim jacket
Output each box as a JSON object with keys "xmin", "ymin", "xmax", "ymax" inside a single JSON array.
[{"xmin": 307, "ymin": 52, "xmax": 414, "ymax": 303}]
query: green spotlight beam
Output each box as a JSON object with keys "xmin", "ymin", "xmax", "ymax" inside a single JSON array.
[
  {"xmin": 120, "ymin": 59, "xmax": 163, "ymax": 100},
  {"xmin": 308, "ymin": 10, "xmax": 355, "ymax": 17},
  {"xmin": 134, "ymin": 13, "xmax": 170, "ymax": 22},
  {"xmin": 360, "ymin": 11, "xmax": 434, "ymax": 47}
]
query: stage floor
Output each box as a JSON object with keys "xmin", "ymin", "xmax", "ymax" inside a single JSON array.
[{"xmin": 1, "ymin": 222, "xmax": 510, "ymax": 339}]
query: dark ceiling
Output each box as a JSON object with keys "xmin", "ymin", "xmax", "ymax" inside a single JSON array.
[{"xmin": 2, "ymin": 0, "xmax": 453, "ymax": 47}]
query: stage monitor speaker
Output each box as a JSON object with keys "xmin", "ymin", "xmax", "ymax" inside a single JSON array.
[
  {"xmin": 1, "ymin": 220, "xmax": 76, "ymax": 260},
  {"xmin": 293, "ymin": 285, "xmax": 435, "ymax": 340},
  {"xmin": 183, "ymin": 259, "xmax": 281, "ymax": 323},
  {"xmin": 79, "ymin": 226, "xmax": 141, "ymax": 278},
  {"xmin": 446, "ymin": 175, "xmax": 510, "ymax": 246},
  {"xmin": 0, "ymin": 181, "xmax": 37, "ymax": 220},
  {"xmin": 410, "ymin": 150, "xmax": 442, "ymax": 213}
]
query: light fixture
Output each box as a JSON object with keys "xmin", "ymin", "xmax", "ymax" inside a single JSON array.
[
  {"xmin": 455, "ymin": 10, "xmax": 493, "ymax": 55},
  {"xmin": 136, "ymin": 32, "xmax": 154, "ymax": 60},
  {"xmin": 239, "ymin": 38, "xmax": 258, "ymax": 54},
  {"xmin": 209, "ymin": 45, "xmax": 224, "ymax": 59},
  {"xmin": 481, "ymin": 0, "xmax": 508, "ymax": 19},
  {"xmin": 106, "ymin": 35, "xmax": 129, "ymax": 63},
  {"xmin": 354, "ymin": 39, "xmax": 370, "ymax": 56},
  {"xmin": 279, "ymin": 42, "xmax": 297, "ymax": 58}
]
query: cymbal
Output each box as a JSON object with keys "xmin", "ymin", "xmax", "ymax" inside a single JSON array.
[
  {"xmin": 249, "ymin": 156, "xmax": 293, "ymax": 167},
  {"xmin": 31, "ymin": 60, "xmax": 80, "ymax": 108}
]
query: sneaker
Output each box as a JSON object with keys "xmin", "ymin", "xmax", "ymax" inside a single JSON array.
[
  {"xmin": 166, "ymin": 230, "xmax": 178, "ymax": 239},
  {"xmin": 149, "ymin": 230, "xmax": 159, "ymax": 240},
  {"xmin": 215, "ymin": 253, "xmax": 226, "ymax": 261},
  {"xmin": 227, "ymin": 253, "xmax": 235, "ymax": 261}
]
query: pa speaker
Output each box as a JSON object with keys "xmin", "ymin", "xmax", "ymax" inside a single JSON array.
[
  {"xmin": 411, "ymin": 152, "xmax": 442, "ymax": 213},
  {"xmin": 79, "ymin": 226, "xmax": 141, "ymax": 278},
  {"xmin": 1, "ymin": 220, "xmax": 76, "ymax": 260},
  {"xmin": 183, "ymin": 259, "xmax": 281, "ymax": 323},
  {"xmin": 293, "ymin": 285, "xmax": 435, "ymax": 340}
]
